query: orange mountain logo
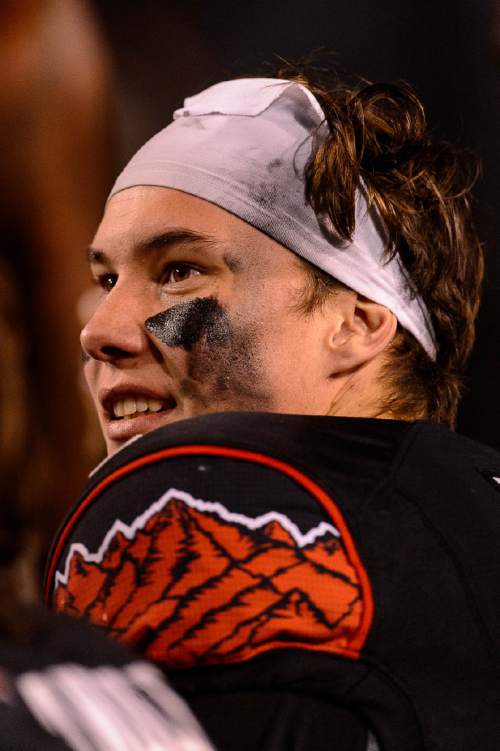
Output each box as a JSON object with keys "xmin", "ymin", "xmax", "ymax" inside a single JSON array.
[{"xmin": 54, "ymin": 489, "xmax": 366, "ymax": 668}]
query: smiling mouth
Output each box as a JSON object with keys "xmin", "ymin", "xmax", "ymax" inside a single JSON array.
[{"xmin": 110, "ymin": 395, "xmax": 176, "ymax": 421}]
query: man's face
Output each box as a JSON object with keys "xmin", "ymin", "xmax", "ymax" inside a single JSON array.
[{"xmin": 82, "ymin": 187, "xmax": 339, "ymax": 455}]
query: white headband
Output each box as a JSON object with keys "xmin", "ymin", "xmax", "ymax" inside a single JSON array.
[{"xmin": 110, "ymin": 78, "xmax": 436, "ymax": 359}]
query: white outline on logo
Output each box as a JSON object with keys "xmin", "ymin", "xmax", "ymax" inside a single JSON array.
[{"xmin": 54, "ymin": 487, "xmax": 340, "ymax": 590}]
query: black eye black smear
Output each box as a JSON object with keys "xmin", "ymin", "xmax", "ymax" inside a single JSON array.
[
  {"xmin": 145, "ymin": 295, "xmax": 274, "ymax": 411},
  {"xmin": 144, "ymin": 296, "xmax": 231, "ymax": 352}
]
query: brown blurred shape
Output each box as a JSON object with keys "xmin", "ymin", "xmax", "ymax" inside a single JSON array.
[{"xmin": 0, "ymin": 0, "xmax": 111, "ymax": 586}]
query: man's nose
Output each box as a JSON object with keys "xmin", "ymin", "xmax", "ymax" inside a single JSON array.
[{"xmin": 80, "ymin": 285, "xmax": 148, "ymax": 363}]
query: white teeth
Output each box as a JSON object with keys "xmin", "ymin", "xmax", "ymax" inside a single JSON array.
[
  {"xmin": 135, "ymin": 397, "xmax": 148, "ymax": 413},
  {"xmin": 123, "ymin": 397, "xmax": 137, "ymax": 416},
  {"xmin": 114, "ymin": 401, "xmax": 124, "ymax": 418},
  {"xmin": 112, "ymin": 396, "xmax": 166, "ymax": 419},
  {"xmin": 147, "ymin": 398, "xmax": 163, "ymax": 413}
]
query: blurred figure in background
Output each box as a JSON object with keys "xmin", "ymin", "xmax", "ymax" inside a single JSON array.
[
  {"xmin": 0, "ymin": 259, "xmax": 215, "ymax": 751},
  {"xmin": 0, "ymin": 9, "xmax": 216, "ymax": 748},
  {"xmin": 0, "ymin": 0, "xmax": 110, "ymax": 557}
]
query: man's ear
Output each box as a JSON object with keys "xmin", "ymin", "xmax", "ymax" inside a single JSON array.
[{"xmin": 328, "ymin": 294, "xmax": 397, "ymax": 373}]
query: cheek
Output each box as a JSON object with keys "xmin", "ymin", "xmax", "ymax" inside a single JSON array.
[
  {"xmin": 158, "ymin": 299, "xmax": 277, "ymax": 409},
  {"xmin": 144, "ymin": 295, "xmax": 265, "ymax": 398},
  {"xmin": 256, "ymin": 317, "xmax": 321, "ymax": 387}
]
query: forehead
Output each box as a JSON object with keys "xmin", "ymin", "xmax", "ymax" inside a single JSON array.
[{"xmin": 92, "ymin": 186, "xmax": 292, "ymax": 265}]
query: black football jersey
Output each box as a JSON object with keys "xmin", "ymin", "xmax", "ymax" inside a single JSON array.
[{"xmin": 44, "ymin": 413, "xmax": 500, "ymax": 750}]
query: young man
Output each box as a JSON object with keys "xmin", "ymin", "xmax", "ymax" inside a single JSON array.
[
  {"xmin": 79, "ymin": 75, "xmax": 477, "ymax": 454},
  {"xmin": 46, "ymin": 73, "xmax": 500, "ymax": 750}
]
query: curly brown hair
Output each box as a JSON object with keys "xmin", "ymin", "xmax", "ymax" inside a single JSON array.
[{"xmin": 279, "ymin": 66, "xmax": 483, "ymax": 427}]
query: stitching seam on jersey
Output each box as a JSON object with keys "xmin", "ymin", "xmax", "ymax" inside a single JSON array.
[
  {"xmin": 361, "ymin": 421, "xmax": 425, "ymax": 511},
  {"xmin": 343, "ymin": 662, "xmax": 427, "ymax": 751},
  {"xmin": 396, "ymin": 485, "xmax": 499, "ymax": 666}
]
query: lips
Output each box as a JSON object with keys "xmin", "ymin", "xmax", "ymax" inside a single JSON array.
[{"xmin": 99, "ymin": 386, "xmax": 178, "ymax": 445}]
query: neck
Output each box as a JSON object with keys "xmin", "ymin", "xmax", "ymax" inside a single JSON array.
[{"xmin": 326, "ymin": 355, "xmax": 397, "ymax": 420}]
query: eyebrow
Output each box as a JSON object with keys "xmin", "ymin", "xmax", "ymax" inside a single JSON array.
[{"xmin": 86, "ymin": 228, "xmax": 224, "ymax": 265}]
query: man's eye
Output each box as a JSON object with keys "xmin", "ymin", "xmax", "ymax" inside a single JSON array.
[
  {"xmin": 164, "ymin": 264, "xmax": 201, "ymax": 284},
  {"xmin": 95, "ymin": 273, "xmax": 117, "ymax": 292}
]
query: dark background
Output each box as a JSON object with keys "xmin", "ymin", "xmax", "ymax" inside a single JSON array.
[{"xmin": 93, "ymin": 0, "xmax": 500, "ymax": 448}]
